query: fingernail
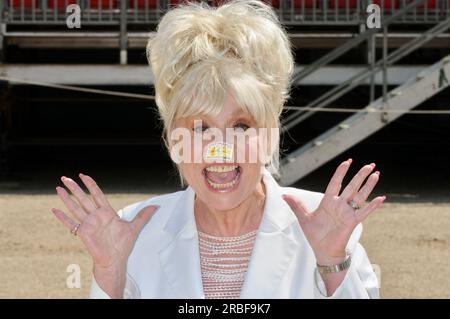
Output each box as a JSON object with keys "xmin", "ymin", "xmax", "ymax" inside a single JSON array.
[
  {"xmin": 347, "ymin": 158, "xmax": 352, "ymax": 163},
  {"xmin": 370, "ymin": 163, "xmax": 376, "ymax": 168},
  {"xmin": 374, "ymin": 171, "xmax": 380, "ymax": 176},
  {"xmin": 79, "ymin": 173, "xmax": 84, "ymax": 177}
]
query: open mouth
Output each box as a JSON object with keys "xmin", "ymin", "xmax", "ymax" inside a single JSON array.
[{"xmin": 202, "ymin": 165, "xmax": 241, "ymax": 192}]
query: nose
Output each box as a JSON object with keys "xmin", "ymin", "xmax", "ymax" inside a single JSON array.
[{"xmin": 204, "ymin": 142, "xmax": 234, "ymax": 161}]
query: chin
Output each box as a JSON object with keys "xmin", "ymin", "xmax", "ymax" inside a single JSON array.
[{"xmin": 203, "ymin": 193, "xmax": 242, "ymax": 212}]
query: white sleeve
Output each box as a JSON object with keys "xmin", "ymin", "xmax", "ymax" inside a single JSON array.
[
  {"xmin": 89, "ymin": 272, "xmax": 141, "ymax": 299},
  {"xmin": 313, "ymin": 242, "xmax": 380, "ymax": 299},
  {"xmin": 89, "ymin": 275, "xmax": 112, "ymax": 299}
]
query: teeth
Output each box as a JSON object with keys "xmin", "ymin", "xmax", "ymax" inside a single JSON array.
[
  {"xmin": 207, "ymin": 180, "xmax": 236, "ymax": 189},
  {"xmin": 204, "ymin": 169, "xmax": 240, "ymax": 190},
  {"xmin": 205, "ymin": 165, "xmax": 238, "ymax": 173}
]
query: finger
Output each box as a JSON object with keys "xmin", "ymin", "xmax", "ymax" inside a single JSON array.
[
  {"xmin": 56, "ymin": 186, "xmax": 87, "ymax": 222},
  {"xmin": 324, "ymin": 159, "xmax": 352, "ymax": 197},
  {"xmin": 51, "ymin": 207, "xmax": 78, "ymax": 231},
  {"xmin": 78, "ymin": 173, "xmax": 111, "ymax": 208},
  {"xmin": 131, "ymin": 205, "xmax": 160, "ymax": 234},
  {"xmin": 356, "ymin": 196, "xmax": 386, "ymax": 223},
  {"xmin": 61, "ymin": 176, "xmax": 98, "ymax": 213},
  {"xmin": 282, "ymin": 194, "xmax": 312, "ymax": 223},
  {"xmin": 352, "ymin": 171, "xmax": 380, "ymax": 205},
  {"xmin": 340, "ymin": 163, "xmax": 376, "ymax": 200}
]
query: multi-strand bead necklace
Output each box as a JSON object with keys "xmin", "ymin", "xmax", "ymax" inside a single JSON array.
[{"xmin": 198, "ymin": 229, "xmax": 258, "ymax": 299}]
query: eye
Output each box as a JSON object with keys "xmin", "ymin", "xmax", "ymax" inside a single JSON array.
[
  {"xmin": 193, "ymin": 125, "xmax": 209, "ymax": 133},
  {"xmin": 234, "ymin": 122, "xmax": 250, "ymax": 132}
]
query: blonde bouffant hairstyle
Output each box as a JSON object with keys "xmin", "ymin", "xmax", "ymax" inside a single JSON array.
[{"xmin": 146, "ymin": 0, "xmax": 294, "ymax": 186}]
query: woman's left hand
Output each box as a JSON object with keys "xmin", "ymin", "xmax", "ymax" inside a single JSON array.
[{"xmin": 282, "ymin": 159, "xmax": 386, "ymax": 266}]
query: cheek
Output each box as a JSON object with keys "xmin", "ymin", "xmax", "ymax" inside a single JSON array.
[
  {"xmin": 257, "ymin": 134, "xmax": 272, "ymax": 164},
  {"xmin": 248, "ymin": 136, "xmax": 261, "ymax": 164},
  {"xmin": 169, "ymin": 131, "xmax": 196, "ymax": 164},
  {"xmin": 193, "ymin": 136, "xmax": 216, "ymax": 164},
  {"xmin": 178, "ymin": 135, "xmax": 205, "ymax": 164},
  {"xmin": 179, "ymin": 162, "xmax": 199, "ymax": 182},
  {"xmin": 239, "ymin": 163, "xmax": 263, "ymax": 194},
  {"xmin": 235, "ymin": 135, "xmax": 262, "ymax": 165}
]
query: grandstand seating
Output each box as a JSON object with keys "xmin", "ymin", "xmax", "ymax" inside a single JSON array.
[
  {"xmin": 47, "ymin": 0, "xmax": 78, "ymax": 9},
  {"xmin": 6, "ymin": 0, "xmax": 448, "ymax": 20},
  {"xmin": 91, "ymin": 0, "xmax": 119, "ymax": 9},
  {"xmin": 293, "ymin": 0, "xmax": 316, "ymax": 8},
  {"xmin": 327, "ymin": 1, "xmax": 438, "ymax": 9},
  {"xmin": 10, "ymin": 1, "xmax": 91, "ymax": 9},
  {"xmin": 11, "ymin": 0, "xmax": 35, "ymax": 8},
  {"xmin": 328, "ymin": 0, "xmax": 357, "ymax": 8},
  {"xmin": 129, "ymin": 0, "xmax": 156, "ymax": 8},
  {"xmin": 373, "ymin": 0, "xmax": 399, "ymax": 8},
  {"xmin": 8, "ymin": 0, "xmax": 444, "ymax": 10}
]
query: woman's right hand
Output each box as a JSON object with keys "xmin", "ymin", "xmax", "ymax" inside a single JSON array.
[{"xmin": 51, "ymin": 173, "xmax": 159, "ymax": 298}]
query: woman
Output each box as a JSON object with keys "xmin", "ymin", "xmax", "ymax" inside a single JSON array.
[{"xmin": 51, "ymin": 0, "xmax": 384, "ymax": 299}]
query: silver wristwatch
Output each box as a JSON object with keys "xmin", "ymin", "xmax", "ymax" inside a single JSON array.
[{"xmin": 316, "ymin": 252, "xmax": 352, "ymax": 274}]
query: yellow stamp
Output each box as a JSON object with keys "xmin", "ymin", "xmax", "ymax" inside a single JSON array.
[{"xmin": 204, "ymin": 142, "xmax": 233, "ymax": 161}]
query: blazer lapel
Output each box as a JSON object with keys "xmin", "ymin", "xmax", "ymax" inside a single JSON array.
[
  {"xmin": 158, "ymin": 186, "xmax": 204, "ymax": 298},
  {"xmin": 240, "ymin": 168, "xmax": 301, "ymax": 298}
]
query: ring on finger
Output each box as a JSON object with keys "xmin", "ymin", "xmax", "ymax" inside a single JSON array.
[
  {"xmin": 348, "ymin": 199, "xmax": 361, "ymax": 210},
  {"xmin": 71, "ymin": 223, "xmax": 81, "ymax": 236}
]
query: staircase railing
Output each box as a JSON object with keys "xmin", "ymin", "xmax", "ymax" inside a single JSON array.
[
  {"xmin": 278, "ymin": 54, "xmax": 450, "ymax": 185},
  {"xmin": 281, "ymin": 0, "xmax": 439, "ymax": 132},
  {"xmin": 282, "ymin": 15, "xmax": 450, "ymax": 132}
]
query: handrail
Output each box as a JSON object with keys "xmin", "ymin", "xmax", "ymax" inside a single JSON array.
[
  {"xmin": 281, "ymin": 0, "xmax": 429, "ymax": 129},
  {"xmin": 281, "ymin": 17, "xmax": 450, "ymax": 132},
  {"xmin": 290, "ymin": 0, "xmax": 429, "ymax": 83}
]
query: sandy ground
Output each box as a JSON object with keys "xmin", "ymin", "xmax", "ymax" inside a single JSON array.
[{"xmin": 1, "ymin": 191, "xmax": 449, "ymax": 298}]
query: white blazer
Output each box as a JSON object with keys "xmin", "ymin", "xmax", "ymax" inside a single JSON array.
[{"xmin": 90, "ymin": 167, "xmax": 380, "ymax": 299}]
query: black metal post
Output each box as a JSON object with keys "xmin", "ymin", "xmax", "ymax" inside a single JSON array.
[
  {"xmin": 0, "ymin": 0, "xmax": 4, "ymax": 62},
  {"xmin": 120, "ymin": 0, "xmax": 128, "ymax": 65}
]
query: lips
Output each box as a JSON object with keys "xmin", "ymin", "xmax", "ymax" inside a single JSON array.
[
  {"xmin": 202, "ymin": 165, "xmax": 242, "ymax": 192},
  {"xmin": 205, "ymin": 167, "xmax": 239, "ymax": 184}
]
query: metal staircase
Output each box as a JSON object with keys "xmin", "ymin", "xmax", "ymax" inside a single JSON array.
[
  {"xmin": 278, "ymin": 0, "xmax": 450, "ymax": 185},
  {"xmin": 279, "ymin": 54, "xmax": 450, "ymax": 185}
]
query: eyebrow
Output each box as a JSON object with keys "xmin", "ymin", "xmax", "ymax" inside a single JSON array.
[
  {"xmin": 230, "ymin": 107, "xmax": 248, "ymax": 118},
  {"xmin": 190, "ymin": 110, "xmax": 252, "ymax": 125}
]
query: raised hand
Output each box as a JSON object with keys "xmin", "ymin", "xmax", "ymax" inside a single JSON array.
[
  {"xmin": 282, "ymin": 159, "xmax": 386, "ymax": 266},
  {"xmin": 51, "ymin": 173, "xmax": 159, "ymax": 298}
]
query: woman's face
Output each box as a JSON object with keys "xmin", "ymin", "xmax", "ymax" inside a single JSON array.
[{"xmin": 172, "ymin": 94, "xmax": 266, "ymax": 211}]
